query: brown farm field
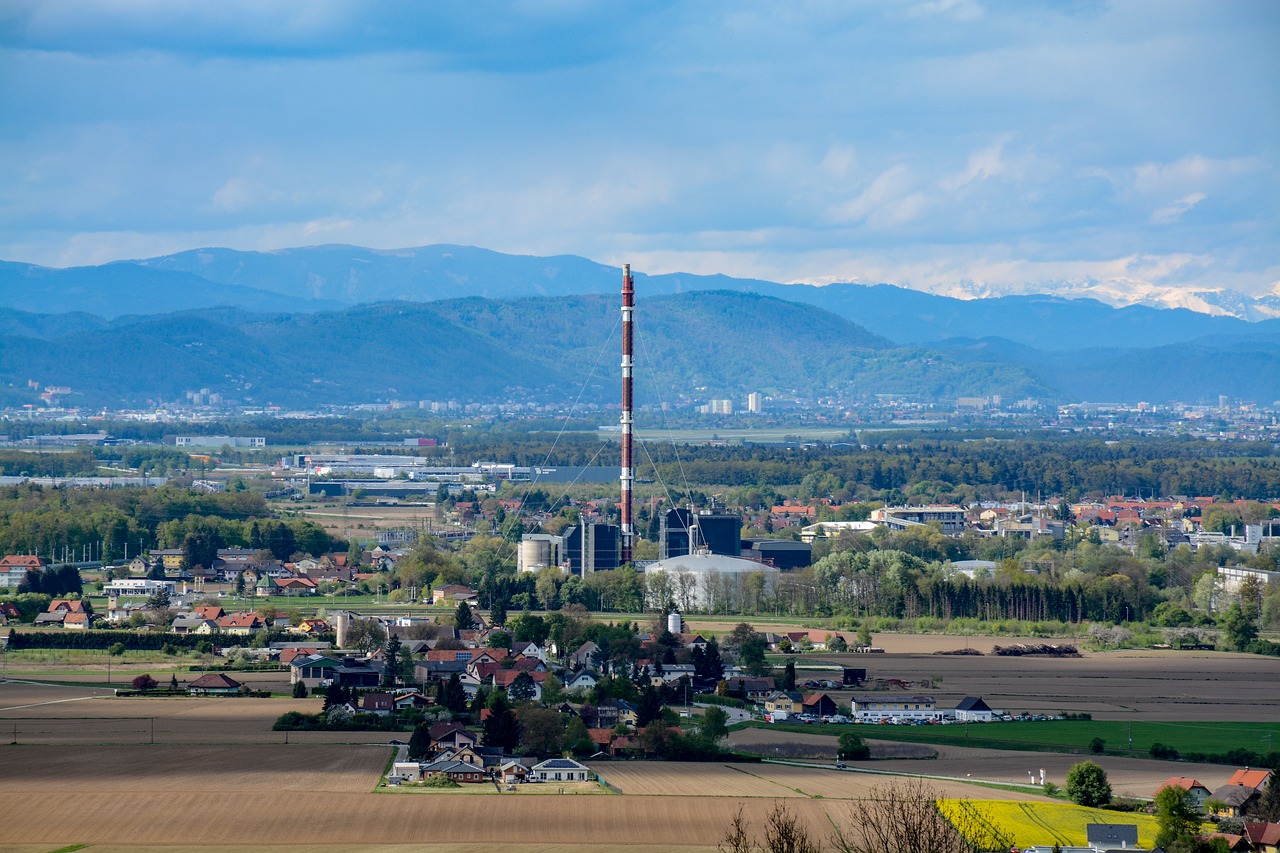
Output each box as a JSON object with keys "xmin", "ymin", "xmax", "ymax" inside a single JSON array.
[
  {"xmin": 591, "ymin": 761, "xmax": 1056, "ymax": 802},
  {"xmin": 741, "ymin": 647, "xmax": 1280, "ymax": 721},
  {"xmin": 726, "ymin": 728, "xmax": 1245, "ymax": 798},
  {"xmin": 3, "ymin": 636, "xmax": 1277, "ymax": 851}
]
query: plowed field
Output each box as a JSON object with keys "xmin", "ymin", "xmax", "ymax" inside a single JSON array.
[{"xmin": 591, "ymin": 761, "xmax": 1055, "ymax": 802}]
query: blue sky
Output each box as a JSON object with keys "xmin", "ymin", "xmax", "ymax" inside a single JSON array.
[{"xmin": 1, "ymin": 1, "xmax": 1276, "ymax": 298}]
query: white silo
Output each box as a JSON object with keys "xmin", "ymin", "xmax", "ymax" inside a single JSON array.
[{"xmin": 667, "ymin": 611, "xmax": 682, "ymax": 634}]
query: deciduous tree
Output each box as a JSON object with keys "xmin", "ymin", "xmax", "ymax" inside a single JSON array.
[{"xmin": 1066, "ymin": 760, "xmax": 1112, "ymax": 807}]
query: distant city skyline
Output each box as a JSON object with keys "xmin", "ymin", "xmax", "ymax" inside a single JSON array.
[{"xmin": 1, "ymin": 1, "xmax": 1276, "ymax": 299}]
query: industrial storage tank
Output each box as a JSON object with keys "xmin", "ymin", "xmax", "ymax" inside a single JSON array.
[{"xmin": 519, "ymin": 536, "xmax": 555, "ymax": 572}]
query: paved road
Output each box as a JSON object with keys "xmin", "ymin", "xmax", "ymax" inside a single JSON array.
[{"xmin": 694, "ymin": 702, "xmax": 754, "ymax": 725}]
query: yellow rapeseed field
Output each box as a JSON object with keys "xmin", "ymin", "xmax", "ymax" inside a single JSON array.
[{"xmin": 937, "ymin": 800, "xmax": 1163, "ymax": 849}]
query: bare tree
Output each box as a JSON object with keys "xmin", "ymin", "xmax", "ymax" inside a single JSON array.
[
  {"xmin": 828, "ymin": 779, "xmax": 1010, "ymax": 853},
  {"xmin": 720, "ymin": 804, "xmax": 823, "ymax": 853}
]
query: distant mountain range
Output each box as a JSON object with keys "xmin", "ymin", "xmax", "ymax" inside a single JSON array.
[
  {"xmin": 3, "ymin": 245, "xmax": 1279, "ymax": 350},
  {"xmin": 1, "ymin": 244, "xmax": 1278, "ymax": 407}
]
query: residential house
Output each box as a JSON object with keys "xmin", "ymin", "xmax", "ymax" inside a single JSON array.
[
  {"xmin": 763, "ymin": 691, "xmax": 804, "ymax": 715},
  {"xmin": 1228, "ymin": 768, "xmax": 1274, "ymax": 790},
  {"xmin": 783, "ymin": 630, "xmax": 841, "ymax": 650},
  {"xmin": 187, "ymin": 673, "xmax": 243, "ymax": 695},
  {"xmin": 1244, "ymin": 821, "xmax": 1280, "ymax": 853},
  {"xmin": 48, "ymin": 599, "xmax": 89, "ymax": 615},
  {"xmin": 435, "ymin": 745, "xmax": 486, "ymax": 767},
  {"xmin": 569, "ymin": 641, "xmax": 601, "ymax": 670},
  {"xmin": 1198, "ymin": 831, "xmax": 1250, "ymax": 851},
  {"xmin": 648, "ymin": 663, "xmax": 696, "ymax": 686},
  {"xmin": 431, "ymin": 584, "xmax": 477, "ymax": 605},
  {"xmin": 150, "ymin": 549, "xmax": 184, "ymax": 570},
  {"xmin": 265, "ymin": 577, "xmax": 318, "ymax": 597},
  {"xmin": 361, "ymin": 693, "xmax": 395, "ymax": 716},
  {"xmin": 1210, "ymin": 784, "xmax": 1261, "ymax": 818},
  {"xmin": 415, "ymin": 658, "xmax": 468, "ymax": 685},
  {"xmin": 1085, "ymin": 823, "xmax": 1138, "ymax": 850},
  {"xmin": 492, "ymin": 669, "xmax": 546, "ymax": 701},
  {"xmin": 297, "ymin": 618, "xmax": 331, "ymax": 635},
  {"xmin": 217, "ymin": 612, "xmax": 265, "ymax": 635},
  {"xmin": 0, "ymin": 555, "xmax": 44, "ymax": 590},
  {"xmin": 954, "ymin": 696, "xmax": 996, "ymax": 722},
  {"xmin": 529, "ymin": 758, "xmax": 590, "ymax": 783},
  {"xmin": 675, "ymin": 633, "xmax": 709, "ymax": 651},
  {"xmin": 278, "ymin": 647, "xmax": 324, "ymax": 666},
  {"xmin": 500, "ymin": 760, "xmax": 530, "ymax": 785},
  {"xmin": 564, "ymin": 670, "xmax": 599, "ymax": 692},
  {"xmin": 511, "ymin": 640, "xmax": 548, "ymax": 663},
  {"xmin": 391, "ymin": 692, "xmax": 431, "ymax": 713},
  {"xmin": 1156, "ymin": 777, "xmax": 1213, "ymax": 810},
  {"xmin": 428, "ymin": 721, "xmax": 478, "ymax": 752},
  {"xmin": 724, "ymin": 676, "xmax": 775, "ymax": 701},
  {"xmin": 63, "ymin": 612, "xmax": 89, "ymax": 630},
  {"xmin": 171, "ymin": 615, "xmax": 216, "ymax": 634},
  {"xmin": 419, "ymin": 760, "xmax": 486, "ymax": 783}
]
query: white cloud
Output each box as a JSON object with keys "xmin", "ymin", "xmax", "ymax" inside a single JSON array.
[
  {"xmin": 940, "ymin": 138, "xmax": 1011, "ymax": 191},
  {"xmin": 829, "ymin": 166, "xmax": 928, "ymax": 228},
  {"xmin": 210, "ymin": 178, "xmax": 256, "ymax": 213},
  {"xmin": 1151, "ymin": 192, "xmax": 1206, "ymax": 225}
]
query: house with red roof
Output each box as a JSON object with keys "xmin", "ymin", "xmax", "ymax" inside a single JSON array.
[
  {"xmin": 1, "ymin": 555, "xmax": 45, "ymax": 588},
  {"xmin": 1244, "ymin": 821, "xmax": 1280, "ymax": 853},
  {"xmin": 1156, "ymin": 776, "xmax": 1212, "ymax": 809},
  {"xmin": 1228, "ymin": 768, "xmax": 1274, "ymax": 789},
  {"xmin": 216, "ymin": 612, "xmax": 265, "ymax": 635}
]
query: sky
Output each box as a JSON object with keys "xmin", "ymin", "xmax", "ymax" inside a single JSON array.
[{"xmin": 1, "ymin": 0, "xmax": 1277, "ymax": 299}]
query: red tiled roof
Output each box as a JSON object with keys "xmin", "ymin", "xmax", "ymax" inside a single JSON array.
[
  {"xmin": 1228, "ymin": 768, "xmax": 1272, "ymax": 789},
  {"xmin": 1158, "ymin": 776, "xmax": 1208, "ymax": 793},
  {"xmin": 1244, "ymin": 822, "xmax": 1280, "ymax": 846},
  {"xmin": 0, "ymin": 555, "xmax": 44, "ymax": 569}
]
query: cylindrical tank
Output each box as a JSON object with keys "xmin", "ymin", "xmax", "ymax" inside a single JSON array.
[
  {"xmin": 667, "ymin": 611, "xmax": 682, "ymax": 634},
  {"xmin": 520, "ymin": 538, "xmax": 552, "ymax": 571},
  {"xmin": 336, "ymin": 610, "xmax": 350, "ymax": 649}
]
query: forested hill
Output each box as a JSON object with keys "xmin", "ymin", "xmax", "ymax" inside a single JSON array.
[{"xmin": 0, "ymin": 290, "xmax": 1050, "ymax": 408}]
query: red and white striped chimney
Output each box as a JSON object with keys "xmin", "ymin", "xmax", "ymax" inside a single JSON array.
[{"xmin": 620, "ymin": 263, "xmax": 635, "ymax": 565}]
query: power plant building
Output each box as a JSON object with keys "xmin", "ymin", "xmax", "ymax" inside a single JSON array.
[
  {"xmin": 661, "ymin": 508, "xmax": 742, "ymax": 560},
  {"xmin": 518, "ymin": 521, "xmax": 620, "ymax": 575}
]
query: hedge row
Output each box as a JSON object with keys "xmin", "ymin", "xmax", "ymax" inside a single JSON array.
[
  {"xmin": 6, "ymin": 629, "xmax": 208, "ymax": 651},
  {"xmin": 4, "ymin": 628, "xmax": 333, "ymax": 651},
  {"xmin": 273, "ymin": 711, "xmax": 411, "ymax": 732}
]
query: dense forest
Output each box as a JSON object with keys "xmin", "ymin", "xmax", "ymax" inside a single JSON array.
[{"xmin": 0, "ymin": 483, "xmax": 337, "ymax": 564}]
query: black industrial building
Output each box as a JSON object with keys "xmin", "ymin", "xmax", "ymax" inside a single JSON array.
[
  {"xmin": 562, "ymin": 522, "xmax": 621, "ymax": 573},
  {"xmin": 741, "ymin": 538, "xmax": 812, "ymax": 569},
  {"xmin": 660, "ymin": 508, "xmax": 742, "ymax": 559}
]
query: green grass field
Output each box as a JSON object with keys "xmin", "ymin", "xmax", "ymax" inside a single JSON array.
[{"xmin": 741, "ymin": 719, "xmax": 1280, "ymax": 758}]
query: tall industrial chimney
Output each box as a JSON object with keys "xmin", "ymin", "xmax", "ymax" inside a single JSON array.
[{"xmin": 620, "ymin": 263, "xmax": 635, "ymax": 565}]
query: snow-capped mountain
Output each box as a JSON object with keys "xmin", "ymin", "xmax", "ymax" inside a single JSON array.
[{"xmin": 864, "ymin": 277, "xmax": 1280, "ymax": 321}]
